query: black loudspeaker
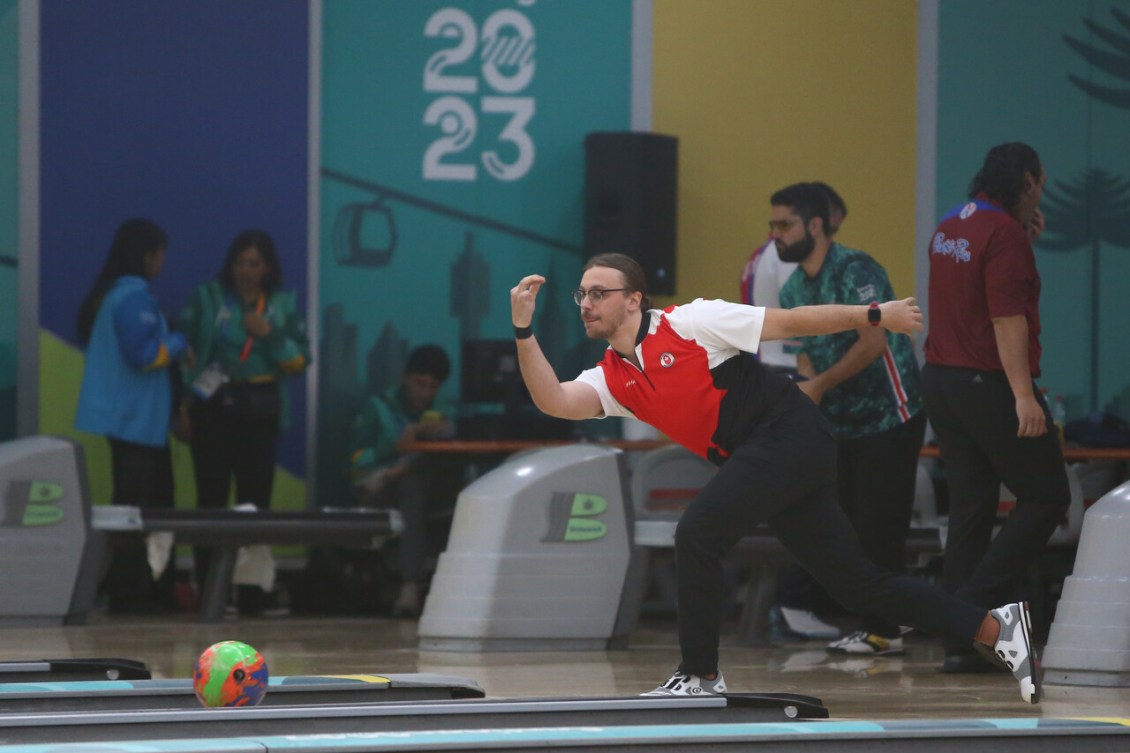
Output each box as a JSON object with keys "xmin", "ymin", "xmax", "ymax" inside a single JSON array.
[{"xmin": 584, "ymin": 132, "xmax": 678, "ymax": 295}]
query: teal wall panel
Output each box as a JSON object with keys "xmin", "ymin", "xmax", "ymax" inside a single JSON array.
[
  {"xmin": 316, "ymin": 0, "xmax": 633, "ymax": 501},
  {"xmin": 937, "ymin": 1, "xmax": 1130, "ymax": 418}
]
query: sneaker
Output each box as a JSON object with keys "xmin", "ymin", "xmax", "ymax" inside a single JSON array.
[
  {"xmin": 826, "ymin": 631, "xmax": 905, "ymax": 656},
  {"xmin": 973, "ymin": 602, "xmax": 1040, "ymax": 704},
  {"xmin": 641, "ymin": 670, "xmax": 727, "ymax": 696},
  {"xmin": 778, "ymin": 606, "xmax": 842, "ymax": 640}
]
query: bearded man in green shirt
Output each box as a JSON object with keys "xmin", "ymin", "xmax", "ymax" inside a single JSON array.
[{"xmin": 773, "ymin": 182, "xmax": 927, "ymax": 656}]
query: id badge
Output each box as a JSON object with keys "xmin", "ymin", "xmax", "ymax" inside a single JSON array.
[{"xmin": 191, "ymin": 362, "xmax": 227, "ymax": 400}]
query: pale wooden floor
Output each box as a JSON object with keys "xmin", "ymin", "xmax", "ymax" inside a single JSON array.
[{"xmin": 1, "ymin": 611, "xmax": 1126, "ymax": 722}]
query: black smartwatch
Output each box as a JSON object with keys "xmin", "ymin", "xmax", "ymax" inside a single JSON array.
[{"xmin": 867, "ymin": 302, "xmax": 881, "ymax": 327}]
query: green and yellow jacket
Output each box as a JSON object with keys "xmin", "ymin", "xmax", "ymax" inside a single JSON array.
[{"xmin": 178, "ymin": 280, "xmax": 311, "ymax": 428}]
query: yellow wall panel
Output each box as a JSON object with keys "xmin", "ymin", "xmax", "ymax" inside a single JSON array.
[{"xmin": 652, "ymin": 0, "xmax": 918, "ymax": 304}]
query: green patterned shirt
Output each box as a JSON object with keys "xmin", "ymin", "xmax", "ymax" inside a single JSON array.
[{"xmin": 779, "ymin": 243, "xmax": 922, "ymax": 438}]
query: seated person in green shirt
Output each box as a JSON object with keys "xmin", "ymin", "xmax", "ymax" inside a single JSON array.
[{"xmin": 348, "ymin": 344, "xmax": 464, "ymax": 617}]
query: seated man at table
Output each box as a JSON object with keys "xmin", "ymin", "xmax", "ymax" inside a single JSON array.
[{"xmin": 348, "ymin": 344, "xmax": 466, "ymax": 617}]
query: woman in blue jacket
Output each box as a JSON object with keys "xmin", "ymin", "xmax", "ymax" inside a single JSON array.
[{"xmin": 75, "ymin": 219, "xmax": 192, "ymax": 613}]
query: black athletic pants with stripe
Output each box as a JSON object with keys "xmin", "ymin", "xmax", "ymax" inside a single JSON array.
[{"xmin": 674, "ymin": 399, "xmax": 986, "ymax": 677}]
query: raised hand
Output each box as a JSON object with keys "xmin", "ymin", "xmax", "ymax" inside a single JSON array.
[{"xmin": 510, "ymin": 274, "xmax": 546, "ymax": 327}]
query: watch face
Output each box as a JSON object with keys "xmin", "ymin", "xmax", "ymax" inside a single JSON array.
[{"xmin": 868, "ymin": 304, "xmax": 881, "ymax": 325}]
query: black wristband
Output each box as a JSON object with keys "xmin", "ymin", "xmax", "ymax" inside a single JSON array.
[{"xmin": 514, "ymin": 324, "xmax": 534, "ymax": 340}]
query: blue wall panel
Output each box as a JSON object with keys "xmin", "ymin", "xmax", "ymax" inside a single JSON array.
[{"xmin": 40, "ymin": 0, "xmax": 310, "ymax": 474}]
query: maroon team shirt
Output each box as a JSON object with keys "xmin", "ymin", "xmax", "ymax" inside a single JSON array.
[{"xmin": 923, "ymin": 193, "xmax": 1042, "ymax": 376}]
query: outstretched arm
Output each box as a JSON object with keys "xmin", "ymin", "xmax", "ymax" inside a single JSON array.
[
  {"xmin": 511, "ymin": 275, "xmax": 604, "ymax": 420},
  {"xmin": 761, "ymin": 298, "xmax": 923, "ymax": 341}
]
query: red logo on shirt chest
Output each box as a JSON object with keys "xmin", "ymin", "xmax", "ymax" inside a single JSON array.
[{"xmin": 659, "ymin": 352, "xmax": 675, "ymax": 368}]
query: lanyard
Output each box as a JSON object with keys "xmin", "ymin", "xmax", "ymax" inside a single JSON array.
[
  {"xmin": 239, "ymin": 294, "xmax": 266, "ymax": 363},
  {"xmin": 218, "ymin": 293, "xmax": 266, "ymax": 363}
]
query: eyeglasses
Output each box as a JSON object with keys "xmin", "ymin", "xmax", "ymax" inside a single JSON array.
[
  {"xmin": 767, "ymin": 217, "xmax": 800, "ymax": 233},
  {"xmin": 573, "ymin": 288, "xmax": 629, "ymax": 305}
]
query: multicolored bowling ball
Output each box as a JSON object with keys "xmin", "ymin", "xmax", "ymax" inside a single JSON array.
[{"xmin": 192, "ymin": 640, "xmax": 269, "ymax": 707}]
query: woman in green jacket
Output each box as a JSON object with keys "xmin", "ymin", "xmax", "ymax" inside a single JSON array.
[{"xmin": 178, "ymin": 229, "xmax": 311, "ymax": 599}]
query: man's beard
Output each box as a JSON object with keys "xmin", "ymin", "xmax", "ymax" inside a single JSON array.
[
  {"xmin": 583, "ymin": 317, "xmax": 616, "ymax": 340},
  {"xmin": 582, "ymin": 309, "xmax": 625, "ymax": 340},
  {"xmin": 776, "ymin": 231, "xmax": 815, "ymax": 263}
]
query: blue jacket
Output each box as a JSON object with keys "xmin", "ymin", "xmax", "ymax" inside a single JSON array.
[{"xmin": 75, "ymin": 276, "xmax": 187, "ymax": 447}]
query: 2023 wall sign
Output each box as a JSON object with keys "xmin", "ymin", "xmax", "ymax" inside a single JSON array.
[{"xmin": 423, "ymin": 4, "xmax": 537, "ymax": 182}]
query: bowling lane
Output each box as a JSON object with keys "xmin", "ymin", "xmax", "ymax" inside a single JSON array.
[
  {"xmin": 1, "ymin": 717, "xmax": 1129, "ymax": 753},
  {"xmin": 0, "ymin": 694, "xmax": 826, "ymax": 745},
  {"xmin": 0, "ymin": 673, "xmax": 484, "ymax": 712}
]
